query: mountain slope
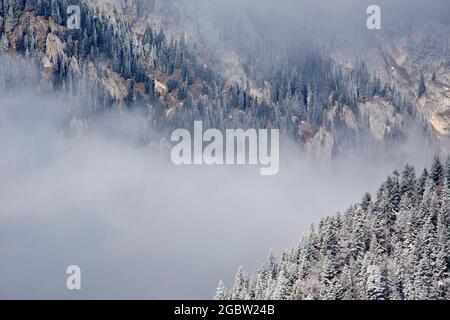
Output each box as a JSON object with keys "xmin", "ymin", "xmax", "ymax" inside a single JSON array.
[
  {"xmin": 216, "ymin": 156, "xmax": 450, "ymax": 300},
  {"xmin": 0, "ymin": 0, "xmax": 450, "ymax": 158},
  {"xmin": 1, "ymin": 0, "xmax": 447, "ymax": 156}
]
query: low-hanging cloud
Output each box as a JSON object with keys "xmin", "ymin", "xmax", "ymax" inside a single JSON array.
[{"xmin": 0, "ymin": 54, "xmax": 440, "ymax": 299}]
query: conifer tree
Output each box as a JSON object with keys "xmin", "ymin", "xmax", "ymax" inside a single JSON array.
[
  {"xmin": 220, "ymin": 159, "xmax": 449, "ymax": 300},
  {"xmin": 214, "ymin": 281, "xmax": 228, "ymax": 300}
]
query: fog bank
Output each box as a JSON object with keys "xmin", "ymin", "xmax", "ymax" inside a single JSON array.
[{"xmin": 0, "ymin": 69, "xmax": 437, "ymax": 299}]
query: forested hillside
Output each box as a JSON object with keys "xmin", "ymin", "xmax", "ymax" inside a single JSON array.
[
  {"xmin": 1, "ymin": 0, "xmax": 445, "ymax": 156},
  {"xmin": 216, "ymin": 156, "xmax": 450, "ymax": 300},
  {"xmin": 1, "ymin": 0, "xmax": 449, "ymax": 301}
]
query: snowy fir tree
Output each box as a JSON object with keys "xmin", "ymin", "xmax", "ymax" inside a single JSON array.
[{"xmin": 216, "ymin": 156, "xmax": 450, "ymax": 300}]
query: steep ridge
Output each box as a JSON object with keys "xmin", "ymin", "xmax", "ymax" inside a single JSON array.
[
  {"xmin": 0, "ymin": 0, "xmax": 447, "ymax": 156},
  {"xmin": 216, "ymin": 156, "xmax": 450, "ymax": 300}
]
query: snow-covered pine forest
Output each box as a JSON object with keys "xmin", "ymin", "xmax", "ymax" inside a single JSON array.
[
  {"xmin": 216, "ymin": 156, "xmax": 450, "ymax": 300},
  {"xmin": 1, "ymin": 0, "xmax": 449, "ymax": 299},
  {"xmin": 1, "ymin": 0, "xmax": 444, "ymax": 156}
]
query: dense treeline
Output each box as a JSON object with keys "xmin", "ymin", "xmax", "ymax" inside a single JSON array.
[
  {"xmin": 0, "ymin": 0, "xmax": 434, "ymax": 153},
  {"xmin": 216, "ymin": 156, "xmax": 450, "ymax": 300}
]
